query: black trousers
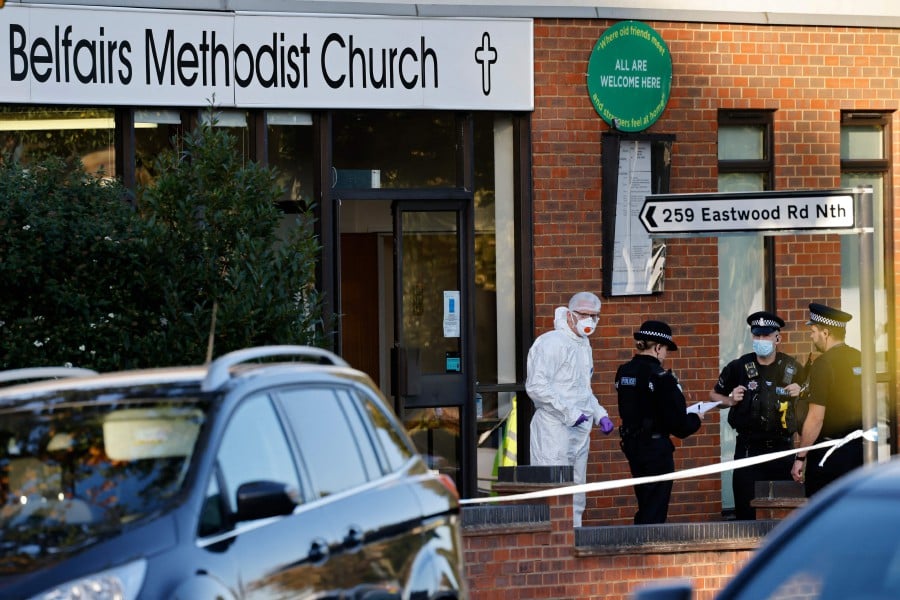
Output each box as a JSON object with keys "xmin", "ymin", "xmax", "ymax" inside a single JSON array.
[
  {"xmin": 732, "ymin": 435, "xmax": 794, "ymax": 520},
  {"xmin": 805, "ymin": 437, "xmax": 864, "ymax": 498},
  {"xmin": 622, "ymin": 436, "xmax": 675, "ymax": 525}
]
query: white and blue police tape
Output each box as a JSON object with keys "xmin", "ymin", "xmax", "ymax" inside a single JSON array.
[{"xmin": 460, "ymin": 428, "xmax": 877, "ymax": 505}]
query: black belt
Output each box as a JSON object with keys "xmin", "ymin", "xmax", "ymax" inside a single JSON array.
[
  {"xmin": 740, "ymin": 436, "xmax": 791, "ymax": 450},
  {"xmin": 620, "ymin": 427, "xmax": 664, "ymax": 440}
]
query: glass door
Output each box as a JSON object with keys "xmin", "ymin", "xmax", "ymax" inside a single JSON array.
[{"xmin": 392, "ymin": 199, "xmax": 475, "ymax": 496}]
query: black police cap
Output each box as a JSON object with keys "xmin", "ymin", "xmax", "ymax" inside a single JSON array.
[
  {"xmin": 806, "ymin": 303, "xmax": 852, "ymax": 328},
  {"xmin": 634, "ymin": 320, "xmax": 677, "ymax": 351},
  {"xmin": 747, "ymin": 311, "xmax": 785, "ymax": 335}
]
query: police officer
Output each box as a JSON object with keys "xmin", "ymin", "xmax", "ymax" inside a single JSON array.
[
  {"xmin": 616, "ymin": 320, "xmax": 702, "ymax": 525},
  {"xmin": 791, "ymin": 303, "xmax": 863, "ymax": 497},
  {"xmin": 711, "ymin": 311, "xmax": 804, "ymax": 520}
]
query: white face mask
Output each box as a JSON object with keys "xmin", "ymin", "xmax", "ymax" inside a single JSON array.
[
  {"xmin": 569, "ymin": 311, "xmax": 599, "ymax": 337},
  {"xmin": 574, "ymin": 316, "xmax": 597, "ymax": 337},
  {"xmin": 753, "ymin": 339, "xmax": 775, "ymax": 358}
]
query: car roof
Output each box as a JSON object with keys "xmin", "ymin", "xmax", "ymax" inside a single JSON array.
[
  {"xmin": 840, "ymin": 456, "xmax": 900, "ymax": 495},
  {"xmin": 716, "ymin": 456, "xmax": 900, "ymax": 599},
  {"xmin": 0, "ymin": 345, "xmax": 375, "ymax": 404}
]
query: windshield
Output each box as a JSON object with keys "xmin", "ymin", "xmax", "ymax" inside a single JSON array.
[{"xmin": 0, "ymin": 394, "xmax": 208, "ymax": 573}]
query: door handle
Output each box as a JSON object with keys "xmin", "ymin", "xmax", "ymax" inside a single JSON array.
[
  {"xmin": 308, "ymin": 537, "xmax": 330, "ymax": 564},
  {"xmin": 343, "ymin": 525, "xmax": 364, "ymax": 550},
  {"xmin": 391, "ymin": 345, "xmax": 421, "ymax": 396}
]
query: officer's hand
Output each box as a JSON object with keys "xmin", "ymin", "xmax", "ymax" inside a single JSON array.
[
  {"xmin": 574, "ymin": 413, "xmax": 589, "ymax": 427},
  {"xmin": 791, "ymin": 460, "xmax": 805, "ymax": 483},
  {"xmin": 783, "ymin": 383, "xmax": 802, "ymax": 397},
  {"xmin": 729, "ymin": 385, "xmax": 747, "ymax": 405},
  {"xmin": 599, "ymin": 416, "xmax": 614, "ymax": 435}
]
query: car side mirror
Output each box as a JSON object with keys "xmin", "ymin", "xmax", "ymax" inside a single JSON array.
[{"xmin": 235, "ymin": 480, "xmax": 298, "ymax": 521}]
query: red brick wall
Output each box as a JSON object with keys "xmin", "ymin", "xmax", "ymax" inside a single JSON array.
[
  {"xmin": 531, "ymin": 19, "xmax": 900, "ymax": 526},
  {"xmin": 463, "ymin": 496, "xmax": 753, "ymax": 599}
]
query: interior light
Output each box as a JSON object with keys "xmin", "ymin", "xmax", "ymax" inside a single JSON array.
[
  {"xmin": 267, "ymin": 111, "xmax": 313, "ymax": 126},
  {"xmin": 134, "ymin": 109, "xmax": 182, "ymax": 125},
  {"xmin": 0, "ymin": 118, "xmax": 157, "ymax": 131},
  {"xmin": 199, "ymin": 110, "xmax": 247, "ymax": 128}
]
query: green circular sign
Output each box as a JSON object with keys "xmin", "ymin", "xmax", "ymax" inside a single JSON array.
[{"xmin": 586, "ymin": 21, "xmax": 672, "ymax": 132}]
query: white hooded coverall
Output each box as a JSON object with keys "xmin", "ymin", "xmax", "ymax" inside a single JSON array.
[{"xmin": 526, "ymin": 306, "xmax": 609, "ymax": 527}]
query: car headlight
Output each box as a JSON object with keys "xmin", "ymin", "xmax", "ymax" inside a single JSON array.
[{"xmin": 31, "ymin": 559, "xmax": 146, "ymax": 600}]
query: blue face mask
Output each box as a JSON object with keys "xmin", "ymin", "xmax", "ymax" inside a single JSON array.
[{"xmin": 753, "ymin": 339, "xmax": 775, "ymax": 358}]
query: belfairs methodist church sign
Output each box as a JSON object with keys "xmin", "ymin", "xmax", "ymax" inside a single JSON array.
[
  {"xmin": 0, "ymin": 4, "xmax": 533, "ymax": 110},
  {"xmin": 586, "ymin": 21, "xmax": 672, "ymax": 132}
]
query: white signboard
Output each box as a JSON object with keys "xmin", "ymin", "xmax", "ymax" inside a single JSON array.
[
  {"xmin": 640, "ymin": 192, "xmax": 856, "ymax": 235},
  {"xmin": 0, "ymin": 4, "xmax": 534, "ymax": 110}
]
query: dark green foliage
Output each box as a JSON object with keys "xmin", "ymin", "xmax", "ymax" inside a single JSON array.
[{"xmin": 0, "ymin": 114, "xmax": 324, "ymax": 371}]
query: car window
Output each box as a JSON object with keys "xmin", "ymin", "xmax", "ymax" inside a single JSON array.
[
  {"xmin": 726, "ymin": 495, "xmax": 900, "ymax": 600},
  {"xmin": 354, "ymin": 390, "xmax": 415, "ymax": 472},
  {"xmin": 278, "ymin": 387, "xmax": 375, "ymax": 497},
  {"xmin": 0, "ymin": 395, "xmax": 208, "ymax": 570},
  {"xmin": 215, "ymin": 393, "xmax": 300, "ymax": 515},
  {"xmin": 198, "ymin": 477, "xmax": 226, "ymax": 537},
  {"xmin": 337, "ymin": 389, "xmax": 383, "ymax": 477}
]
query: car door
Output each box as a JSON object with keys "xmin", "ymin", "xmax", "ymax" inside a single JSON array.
[
  {"xmin": 276, "ymin": 384, "xmax": 427, "ymax": 597},
  {"xmin": 194, "ymin": 392, "xmax": 339, "ymax": 600}
]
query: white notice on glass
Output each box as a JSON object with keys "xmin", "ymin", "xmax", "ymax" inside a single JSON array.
[
  {"xmin": 612, "ymin": 140, "xmax": 664, "ymax": 295},
  {"xmin": 443, "ymin": 291, "xmax": 460, "ymax": 338}
]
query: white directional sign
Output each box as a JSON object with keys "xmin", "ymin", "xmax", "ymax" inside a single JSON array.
[{"xmin": 640, "ymin": 190, "xmax": 856, "ymax": 235}]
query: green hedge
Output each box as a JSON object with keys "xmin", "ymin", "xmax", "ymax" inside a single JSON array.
[{"xmin": 0, "ymin": 117, "xmax": 324, "ymax": 371}]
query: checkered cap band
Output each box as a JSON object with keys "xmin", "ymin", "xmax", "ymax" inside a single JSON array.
[
  {"xmin": 809, "ymin": 312, "xmax": 847, "ymax": 328},
  {"xmin": 750, "ymin": 317, "xmax": 780, "ymax": 329},
  {"xmin": 637, "ymin": 330, "xmax": 673, "ymax": 342}
]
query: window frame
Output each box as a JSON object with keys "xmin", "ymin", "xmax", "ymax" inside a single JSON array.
[
  {"xmin": 840, "ymin": 110, "xmax": 896, "ymax": 456},
  {"xmin": 717, "ymin": 109, "xmax": 776, "ymax": 307}
]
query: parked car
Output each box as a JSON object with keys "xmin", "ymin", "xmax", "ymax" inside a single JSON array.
[
  {"xmin": 634, "ymin": 457, "xmax": 900, "ymax": 600},
  {"xmin": 0, "ymin": 366, "xmax": 98, "ymax": 386},
  {"xmin": 0, "ymin": 346, "xmax": 466, "ymax": 600}
]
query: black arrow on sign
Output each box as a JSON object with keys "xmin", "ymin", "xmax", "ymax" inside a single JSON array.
[{"xmin": 644, "ymin": 205, "xmax": 657, "ymax": 228}]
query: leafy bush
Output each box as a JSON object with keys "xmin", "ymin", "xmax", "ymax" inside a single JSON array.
[{"xmin": 0, "ymin": 116, "xmax": 324, "ymax": 371}]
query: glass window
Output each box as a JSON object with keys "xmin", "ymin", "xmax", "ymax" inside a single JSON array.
[
  {"xmin": 134, "ymin": 109, "xmax": 183, "ymax": 186},
  {"xmin": 200, "ymin": 109, "xmax": 250, "ymax": 163},
  {"xmin": 355, "ymin": 390, "xmax": 415, "ymax": 472},
  {"xmin": 216, "ymin": 393, "xmax": 300, "ymax": 514},
  {"xmin": 332, "ymin": 110, "xmax": 457, "ymax": 188},
  {"xmin": 198, "ymin": 477, "xmax": 226, "ymax": 537},
  {"xmin": 337, "ymin": 388, "xmax": 383, "ymax": 477},
  {"xmin": 134, "ymin": 109, "xmax": 183, "ymax": 187},
  {"xmin": 840, "ymin": 112, "xmax": 892, "ymax": 461},
  {"xmin": 718, "ymin": 125, "xmax": 765, "ymax": 161},
  {"xmin": 841, "ymin": 124, "xmax": 884, "ymax": 160},
  {"xmin": 267, "ymin": 111, "xmax": 314, "ymax": 206},
  {"xmin": 0, "ymin": 394, "xmax": 208, "ymax": 555},
  {"xmin": 278, "ymin": 387, "xmax": 374, "ymax": 497},
  {"xmin": 716, "ymin": 110, "xmax": 773, "ymax": 513},
  {"xmin": 0, "ymin": 106, "xmax": 116, "ymax": 179}
]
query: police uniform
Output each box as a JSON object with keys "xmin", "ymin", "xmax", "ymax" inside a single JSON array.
[
  {"xmin": 803, "ymin": 303, "xmax": 863, "ymax": 497},
  {"xmin": 715, "ymin": 311, "xmax": 801, "ymax": 520},
  {"xmin": 616, "ymin": 321, "xmax": 702, "ymax": 525}
]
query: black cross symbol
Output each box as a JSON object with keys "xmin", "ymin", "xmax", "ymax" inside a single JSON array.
[{"xmin": 474, "ymin": 32, "xmax": 497, "ymax": 96}]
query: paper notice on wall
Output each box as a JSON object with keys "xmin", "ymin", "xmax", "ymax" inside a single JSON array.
[
  {"xmin": 443, "ymin": 290, "xmax": 460, "ymax": 338},
  {"xmin": 611, "ymin": 140, "xmax": 665, "ymax": 295}
]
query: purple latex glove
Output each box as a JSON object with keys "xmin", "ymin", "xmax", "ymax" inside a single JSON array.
[
  {"xmin": 599, "ymin": 416, "xmax": 614, "ymax": 435},
  {"xmin": 574, "ymin": 413, "xmax": 590, "ymax": 426}
]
